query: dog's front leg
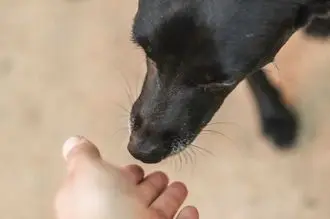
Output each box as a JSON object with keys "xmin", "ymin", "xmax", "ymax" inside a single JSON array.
[{"xmin": 246, "ymin": 69, "xmax": 299, "ymax": 148}]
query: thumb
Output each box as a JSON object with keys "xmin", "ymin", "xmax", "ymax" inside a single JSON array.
[{"xmin": 62, "ymin": 136, "xmax": 102, "ymax": 172}]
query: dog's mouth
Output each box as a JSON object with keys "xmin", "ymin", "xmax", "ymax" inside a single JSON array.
[{"xmin": 168, "ymin": 134, "xmax": 196, "ymax": 157}]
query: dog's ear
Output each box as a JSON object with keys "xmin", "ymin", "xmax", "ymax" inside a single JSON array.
[{"xmin": 218, "ymin": 79, "xmax": 237, "ymax": 87}]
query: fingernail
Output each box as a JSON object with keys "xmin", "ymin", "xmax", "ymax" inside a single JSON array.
[
  {"xmin": 62, "ymin": 136, "xmax": 87, "ymax": 160},
  {"xmin": 178, "ymin": 206, "xmax": 199, "ymax": 219}
]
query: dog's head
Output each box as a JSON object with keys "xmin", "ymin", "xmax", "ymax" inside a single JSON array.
[{"xmin": 127, "ymin": 0, "xmax": 308, "ymax": 163}]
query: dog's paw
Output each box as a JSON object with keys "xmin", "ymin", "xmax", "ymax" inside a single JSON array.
[{"xmin": 261, "ymin": 110, "xmax": 299, "ymax": 149}]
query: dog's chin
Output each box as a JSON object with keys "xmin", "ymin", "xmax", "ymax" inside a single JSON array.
[
  {"xmin": 167, "ymin": 133, "xmax": 200, "ymax": 156},
  {"xmin": 135, "ymin": 143, "xmax": 189, "ymax": 164},
  {"xmin": 139, "ymin": 157, "xmax": 163, "ymax": 164}
]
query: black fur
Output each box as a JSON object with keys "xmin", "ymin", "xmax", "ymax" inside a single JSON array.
[{"xmin": 127, "ymin": 0, "xmax": 330, "ymax": 163}]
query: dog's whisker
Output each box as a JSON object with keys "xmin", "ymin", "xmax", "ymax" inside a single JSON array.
[
  {"xmin": 179, "ymin": 152, "xmax": 184, "ymax": 171},
  {"xmin": 114, "ymin": 111, "xmax": 130, "ymax": 119},
  {"xmin": 173, "ymin": 155, "xmax": 178, "ymax": 172},
  {"xmin": 118, "ymin": 71, "xmax": 135, "ymax": 105},
  {"xmin": 117, "ymin": 114, "xmax": 129, "ymax": 119},
  {"xmin": 113, "ymin": 101, "xmax": 131, "ymax": 114},
  {"xmin": 123, "ymin": 85, "xmax": 134, "ymax": 106},
  {"xmin": 174, "ymin": 153, "xmax": 182, "ymax": 172},
  {"xmin": 182, "ymin": 150, "xmax": 188, "ymax": 165},
  {"xmin": 189, "ymin": 147, "xmax": 197, "ymax": 165},
  {"xmin": 109, "ymin": 127, "xmax": 128, "ymax": 139},
  {"xmin": 177, "ymin": 154, "xmax": 182, "ymax": 172},
  {"xmin": 182, "ymin": 149, "xmax": 194, "ymax": 174},
  {"xmin": 119, "ymin": 134, "xmax": 130, "ymax": 150},
  {"xmin": 200, "ymin": 129, "xmax": 234, "ymax": 144},
  {"xmin": 206, "ymin": 121, "xmax": 242, "ymax": 131},
  {"xmin": 135, "ymin": 72, "xmax": 145, "ymax": 100},
  {"xmin": 134, "ymin": 72, "xmax": 139, "ymax": 100},
  {"xmin": 185, "ymin": 149, "xmax": 192, "ymax": 165},
  {"xmin": 190, "ymin": 143, "xmax": 214, "ymax": 157},
  {"xmin": 186, "ymin": 148, "xmax": 195, "ymax": 166},
  {"xmin": 170, "ymin": 153, "xmax": 177, "ymax": 172},
  {"xmin": 179, "ymin": 150, "xmax": 185, "ymax": 165},
  {"xmin": 206, "ymin": 121, "xmax": 234, "ymax": 125},
  {"xmin": 188, "ymin": 147, "xmax": 198, "ymax": 175}
]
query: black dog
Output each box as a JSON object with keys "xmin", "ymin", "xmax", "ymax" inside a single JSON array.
[{"xmin": 127, "ymin": 0, "xmax": 330, "ymax": 164}]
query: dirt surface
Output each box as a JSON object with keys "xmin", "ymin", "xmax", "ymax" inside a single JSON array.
[{"xmin": 1, "ymin": 1, "xmax": 330, "ymax": 219}]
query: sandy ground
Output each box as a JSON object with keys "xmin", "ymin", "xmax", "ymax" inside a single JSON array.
[{"xmin": 1, "ymin": 1, "xmax": 330, "ymax": 219}]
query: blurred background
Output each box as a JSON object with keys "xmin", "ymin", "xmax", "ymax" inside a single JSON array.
[{"xmin": 1, "ymin": 1, "xmax": 330, "ymax": 218}]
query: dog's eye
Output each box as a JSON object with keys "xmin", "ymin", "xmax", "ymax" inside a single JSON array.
[
  {"xmin": 146, "ymin": 45, "xmax": 152, "ymax": 54},
  {"xmin": 134, "ymin": 36, "xmax": 153, "ymax": 56},
  {"xmin": 146, "ymin": 58, "xmax": 157, "ymax": 75},
  {"xmin": 187, "ymin": 64, "xmax": 237, "ymax": 90},
  {"xmin": 195, "ymin": 72, "xmax": 221, "ymax": 86},
  {"xmin": 204, "ymin": 72, "xmax": 216, "ymax": 84},
  {"xmin": 198, "ymin": 79, "xmax": 237, "ymax": 91},
  {"xmin": 197, "ymin": 72, "xmax": 236, "ymax": 90},
  {"xmin": 144, "ymin": 45, "xmax": 156, "ymax": 60}
]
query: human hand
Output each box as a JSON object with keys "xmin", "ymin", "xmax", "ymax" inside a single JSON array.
[{"xmin": 55, "ymin": 136, "xmax": 199, "ymax": 219}]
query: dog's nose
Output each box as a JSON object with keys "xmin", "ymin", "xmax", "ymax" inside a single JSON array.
[{"xmin": 127, "ymin": 136, "xmax": 168, "ymax": 164}]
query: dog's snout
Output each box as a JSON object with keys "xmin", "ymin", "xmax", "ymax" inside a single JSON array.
[{"xmin": 127, "ymin": 135, "xmax": 170, "ymax": 164}]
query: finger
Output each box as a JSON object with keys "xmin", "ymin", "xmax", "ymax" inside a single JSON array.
[
  {"xmin": 138, "ymin": 171, "xmax": 169, "ymax": 205},
  {"xmin": 121, "ymin": 164, "xmax": 145, "ymax": 184},
  {"xmin": 62, "ymin": 136, "xmax": 101, "ymax": 171},
  {"xmin": 63, "ymin": 136, "xmax": 101, "ymax": 161},
  {"xmin": 151, "ymin": 181, "xmax": 188, "ymax": 218},
  {"xmin": 177, "ymin": 206, "xmax": 199, "ymax": 219}
]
